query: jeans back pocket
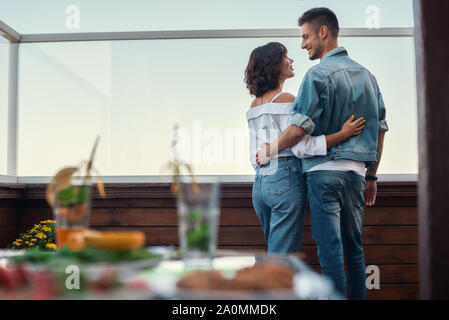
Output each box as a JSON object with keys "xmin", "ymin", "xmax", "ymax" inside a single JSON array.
[{"xmin": 265, "ymin": 166, "xmax": 291, "ymax": 197}]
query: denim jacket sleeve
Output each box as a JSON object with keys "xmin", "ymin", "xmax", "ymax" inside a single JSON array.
[
  {"xmin": 377, "ymin": 89, "xmax": 389, "ymax": 132},
  {"xmin": 373, "ymin": 76, "xmax": 389, "ymax": 132},
  {"xmin": 291, "ymin": 68, "xmax": 326, "ymax": 135}
]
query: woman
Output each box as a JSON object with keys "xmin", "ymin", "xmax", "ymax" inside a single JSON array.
[{"xmin": 244, "ymin": 42, "xmax": 364, "ymax": 254}]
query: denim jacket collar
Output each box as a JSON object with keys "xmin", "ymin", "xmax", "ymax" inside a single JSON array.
[{"xmin": 321, "ymin": 47, "xmax": 348, "ymax": 61}]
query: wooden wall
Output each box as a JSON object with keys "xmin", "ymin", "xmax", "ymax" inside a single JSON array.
[
  {"xmin": 0, "ymin": 184, "xmax": 24, "ymax": 247},
  {"xmin": 0, "ymin": 182, "xmax": 418, "ymax": 299}
]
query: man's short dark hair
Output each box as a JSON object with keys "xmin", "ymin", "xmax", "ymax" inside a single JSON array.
[{"xmin": 298, "ymin": 7, "xmax": 339, "ymax": 38}]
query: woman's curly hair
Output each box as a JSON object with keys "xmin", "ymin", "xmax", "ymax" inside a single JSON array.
[{"xmin": 244, "ymin": 42, "xmax": 287, "ymax": 97}]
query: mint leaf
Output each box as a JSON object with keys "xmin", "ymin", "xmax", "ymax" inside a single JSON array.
[
  {"xmin": 76, "ymin": 185, "xmax": 91, "ymax": 204},
  {"xmin": 57, "ymin": 187, "xmax": 77, "ymax": 206}
]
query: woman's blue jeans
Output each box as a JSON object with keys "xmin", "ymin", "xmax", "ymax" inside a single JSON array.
[
  {"xmin": 306, "ymin": 170, "xmax": 367, "ymax": 300},
  {"xmin": 252, "ymin": 157, "xmax": 307, "ymax": 254}
]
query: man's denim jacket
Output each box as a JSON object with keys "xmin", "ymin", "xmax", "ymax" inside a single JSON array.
[{"xmin": 291, "ymin": 47, "xmax": 389, "ymax": 172}]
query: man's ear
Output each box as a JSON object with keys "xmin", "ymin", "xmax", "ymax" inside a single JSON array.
[{"xmin": 319, "ymin": 25, "xmax": 328, "ymax": 40}]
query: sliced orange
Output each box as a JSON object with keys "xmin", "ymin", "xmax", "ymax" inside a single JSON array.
[
  {"xmin": 84, "ymin": 231, "xmax": 145, "ymax": 251},
  {"xmin": 62, "ymin": 229, "xmax": 88, "ymax": 251},
  {"xmin": 46, "ymin": 167, "xmax": 78, "ymax": 208}
]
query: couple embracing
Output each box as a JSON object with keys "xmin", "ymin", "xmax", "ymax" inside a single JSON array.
[{"xmin": 244, "ymin": 8, "xmax": 388, "ymax": 300}]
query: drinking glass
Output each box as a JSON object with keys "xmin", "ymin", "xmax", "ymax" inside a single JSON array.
[
  {"xmin": 176, "ymin": 177, "xmax": 220, "ymax": 268},
  {"xmin": 53, "ymin": 179, "xmax": 92, "ymax": 248}
]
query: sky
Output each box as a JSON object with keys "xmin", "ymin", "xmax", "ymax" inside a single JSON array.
[
  {"xmin": 0, "ymin": 0, "xmax": 414, "ymax": 33},
  {"xmin": 0, "ymin": 0, "xmax": 417, "ymax": 177}
]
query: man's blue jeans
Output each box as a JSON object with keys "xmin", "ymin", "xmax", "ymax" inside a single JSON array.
[
  {"xmin": 252, "ymin": 157, "xmax": 307, "ymax": 254},
  {"xmin": 306, "ymin": 170, "xmax": 366, "ymax": 300}
]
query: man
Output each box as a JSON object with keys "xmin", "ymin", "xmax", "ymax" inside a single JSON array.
[{"xmin": 256, "ymin": 7, "xmax": 388, "ymax": 299}]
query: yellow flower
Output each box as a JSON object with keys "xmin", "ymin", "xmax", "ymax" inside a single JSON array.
[
  {"xmin": 45, "ymin": 243, "xmax": 57, "ymax": 249},
  {"xmin": 10, "ymin": 220, "xmax": 56, "ymax": 250}
]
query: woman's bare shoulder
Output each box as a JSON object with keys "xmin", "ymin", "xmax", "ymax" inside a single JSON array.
[
  {"xmin": 274, "ymin": 93, "xmax": 296, "ymax": 103},
  {"xmin": 250, "ymin": 98, "xmax": 261, "ymax": 108}
]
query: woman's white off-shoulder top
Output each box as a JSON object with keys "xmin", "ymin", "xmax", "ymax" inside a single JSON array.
[{"xmin": 246, "ymin": 93, "xmax": 327, "ymax": 170}]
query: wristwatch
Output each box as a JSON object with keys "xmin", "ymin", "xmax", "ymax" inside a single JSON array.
[{"xmin": 365, "ymin": 175, "xmax": 378, "ymax": 181}]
